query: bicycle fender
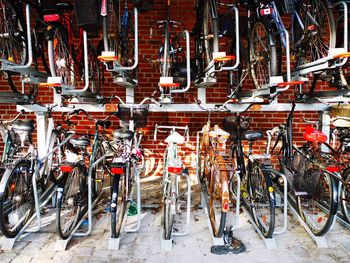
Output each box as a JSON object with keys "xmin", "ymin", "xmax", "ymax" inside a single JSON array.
[{"xmin": 0, "ymin": 168, "xmax": 14, "ymax": 194}]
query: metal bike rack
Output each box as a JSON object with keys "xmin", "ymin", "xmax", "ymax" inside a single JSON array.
[
  {"xmin": 0, "ymin": 4, "xmax": 48, "ymax": 103},
  {"xmin": 291, "ymin": 1, "xmax": 349, "ymax": 77},
  {"xmin": 54, "ymin": 150, "xmax": 110, "ymax": 251},
  {"xmin": 108, "ymin": 164, "xmax": 143, "ymax": 250},
  {"xmin": 100, "ymin": 8, "xmax": 139, "ymax": 102},
  {"xmin": 0, "ymin": 132, "xmax": 74, "ymax": 250},
  {"xmin": 195, "ymin": 131, "xmax": 241, "ymax": 246}
]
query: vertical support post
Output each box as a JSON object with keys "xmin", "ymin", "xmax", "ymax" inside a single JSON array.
[
  {"xmin": 198, "ymin": 88, "xmax": 206, "ymax": 104},
  {"xmin": 126, "ymin": 87, "xmax": 134, "ymax": 103},
  {"xmin": 321, "ymin": 111, "xmax": 331, "ymax": 152},
  {"xmin": 36, "ymin": 112, "xmax": 47, "ymax": 159}
]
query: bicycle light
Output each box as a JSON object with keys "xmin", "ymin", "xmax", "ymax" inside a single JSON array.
[
  {"xmin": 60, "ymin": 165, "xmax": 73, "ymax": 173},
  {"xmin": 167, "ymin": 159, "xmax": 182, "ymax": 174}
]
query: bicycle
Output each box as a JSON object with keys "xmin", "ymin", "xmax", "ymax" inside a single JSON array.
[
  {"xmin": 196, "ymin": 99, "xmax": 239, "ymax": 238},
  {"xmin": 108, "ymin": 96, "xmax": 153, "ymax": 240},
  {"xmin": 218, "ymin": 101, "xmax": 276, "ymax": 238},
  {"xmin": 154, "ymin": 124, "xmax": 191, "ymax": 240},
  {"xmin": 0, "ymin": 105, "xmax": 69, "ymax": 238},
  {"xmin": 267, "ymin": 102, "xmax": 340, "ymax": 236},
  {"xmin": 56, "ymin": 109, "xmax": 109, "ymax": 239},
  {"xmin": 98, "ymin": 0, "xmax": 140, "ymax": 85}
]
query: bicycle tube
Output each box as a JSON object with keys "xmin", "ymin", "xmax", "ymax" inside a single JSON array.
[{"xmin": 340, "ymin": 168, "xmax": 350, "ymax": 223}]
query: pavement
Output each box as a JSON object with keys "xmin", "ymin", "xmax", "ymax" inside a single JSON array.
[{"xmin": 0, "ymin": 175, "xmax": 349, "ymax": 263}]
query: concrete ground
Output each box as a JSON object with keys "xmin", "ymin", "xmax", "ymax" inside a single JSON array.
[{"xmin": 0, "ymin": 175, "xmax": 349, "ymax": 263}]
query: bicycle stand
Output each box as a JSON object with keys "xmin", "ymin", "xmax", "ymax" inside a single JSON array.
[
  {"xmin": 0, "ymin": 4, "xmax": 48, "ymax": 103},
  {"xmin": 287, "ymin": 202, "xmax": 329, "ymax": 248},
  {"xmin": 54, "ymin": 151, "xmax": 110, "ymax": 251},
  {"xmin": 160, "ymin": 172, "xmax": 191, "ymax": 251},
  {"xmin": 108, "ymin": 166, "xmax": 143, "ymax": 250}
]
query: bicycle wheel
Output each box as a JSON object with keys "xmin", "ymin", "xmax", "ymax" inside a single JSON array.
[
  {"xmin": 163, "ymin": 170, "xmax": 175, "ymax": 240},
  {"xmin": 201, "ymin": 0, "xmax": 219, "ymax": 70},
  {"xmin": 249, "ymin": 18, "xmax": 277, "ymax": 90},
  {"xmin": 0, "ymin": 160, "xmax": 34, "ymax": 238},
  {"xmin": 85, "ymin": 45, "xmax": 100, "ymax": 94},
  {"xmin": 297, "ymin": 170, "xmax": 337, "ymax": 236},
  {"xmin": 340, "ymin": 169, "xmax": 350, "ymax": 223},
  {"xmin": 0, "ymin": 0, "xmax": 26, "ymax": 65},
  {"xmin": 91, "ymin": 144, "xmax": 106, "ymax": 197},
  {"xmin": 293, "ymin": 0, "xmax": 336, "ymax": 96},
  {"xmin": 50, "ymin": 25, "xmax": 75, "ymax": 87},
  {"xmin": 47, "ymin": 130, "xmax": 67, "ymax": 185},
  {"xmin": 248, "ymin": 163, "xmax": 275, "ymax": 238},
  {"xmin": 56, "ymin": 166, "xmax": 82, "ymax": 239},
  {"xmin": 208, "ymin": 155, "xmax": 227, "ymax": 238}
]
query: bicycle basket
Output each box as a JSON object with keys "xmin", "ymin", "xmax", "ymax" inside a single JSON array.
[
  {"xmin": 117, "ymin": 104, "xmax": 149, "ymax": 128},
  {"xmin": 291, "ymin": 151, "xmax": 320, "ymax": 195},
  {"xmin": 275, "ymin": 0, "xmax": 295, "ymax": 15},
  {"xmin": 74, "ymin": 0, "xmax": 102, "ymax": 34}
]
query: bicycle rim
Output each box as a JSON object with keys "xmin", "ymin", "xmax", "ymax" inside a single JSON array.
[
  {"xmin": 56, "ymin": 167, "xmax": 82, "ymax": 239},
  {"xmin": 248, "ymin": 164, "xmax": 275, "ymax": 238},
  {"xmin": 297, "ymin": 171, "xmax": 337, "ymax": 236},
  {"xmin": 202, "ymin": 0, "xmax": 219, "ymax": 69},
  {"xmin": 92, "ymin": 144, "xmax": 106, "ymax": 197},
  {"xmin": 249, "ymin": 19, "xmax": 277, "ymax": 90},
  {"xmin": 208, "ymin": 157, "xmax": 227, "ymax": 237},
  {"xmin": 87, "ymin": 45, "xmax": 100, "ymax": 94},
  {"xmin": 0, "ymin": 160, "xmax": 34, "ymax": 238}
]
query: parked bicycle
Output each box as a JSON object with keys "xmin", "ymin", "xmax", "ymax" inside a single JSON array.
[{"xmin": 154, "ymin": 124, "xmax": 191, "ymax": 240}]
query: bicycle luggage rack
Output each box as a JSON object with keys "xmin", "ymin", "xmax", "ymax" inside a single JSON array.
[
  {"xmin": 98, "ymin": 7, "xmax": 139, "ymax": 92},
  {"xmin": 54, "ymin": 150, "xmax": 110, "ymax": 251},
  {"xmin": 195, "ymin": 6, "xmax": 240, "ymax": 90},
  {"xmin": 0, "ymin": 4, "xmax": 48, "ymax": 104},
  {"xmin": 195, "ymin": 131, "xmax": 241, "ymax": 247},
  {"xmin": 0, "ymin": 132, "xmax": 74, "ymax": 250},
  {"xmin": 108, "ymin": 164, "xmax": 143, "ymax": 250}
]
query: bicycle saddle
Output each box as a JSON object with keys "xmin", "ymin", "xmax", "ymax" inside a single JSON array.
[
  {"xmin": 12, "ymin": 120, "xmax": 35, "ymax": 133},
  {"xmin": 97, "ymin": 120, "xmax": 111, "ymax": 129},
  {"xmin": 340, "ymin": 135, "xmax": 350, "ymax": 144},
  {"xmin": 165, "ymin": 131, "xmax": 185, "ymax": 144},
  {"xmin": 242, "ymin": 130, "xmax": 263, "ymax": 141},
  {"xmin": 69, "ymin": 136, "xmax": 90, "ymax": 147},
  {"xmin": 113, "ymin": 128, "xmax": 134, "ymax": 140},
  {"xmin": 55, "ymin": 2, "xmax": 74, "ymax": 12}
]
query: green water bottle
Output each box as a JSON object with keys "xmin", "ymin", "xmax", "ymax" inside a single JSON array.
[{"xmin": 128, "ymin": 201, "xmax": 138, "ymax": 216}]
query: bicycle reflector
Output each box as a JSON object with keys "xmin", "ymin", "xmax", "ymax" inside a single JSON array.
[
  {"xmin": 222, "ymin": 198, "xmax": 229, "ymax": 212},
  {"xmin": 60, "ymin": 165, "xmax": 73, "ymax": 173},
  {"xmin": 168, "ymin": 166, "xmax": 182, "ymax": 174},
  {"xmin": 44, "ymin": 14, "xmax": 60, "ymax": 22},
  {"xmin": 111, "ymin": 167, "xmax": 124, "ymax": 175},
  {"xmin": 260, "ymin": 8, "xmax": 272, "ymax": 16},
  {"xmin": 326, "ymin": 166, "xmax": 341, "ymax": 173}
]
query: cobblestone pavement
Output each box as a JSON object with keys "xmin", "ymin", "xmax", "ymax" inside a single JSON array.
[{"xmin": 0, "ymin": 176, "xmax": 349, "ymax": 263}]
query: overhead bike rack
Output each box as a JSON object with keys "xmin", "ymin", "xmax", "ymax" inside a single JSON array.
[
  {"xmin": 0, "ymin": 132, "xmax": 75, "ymax": 250},
  {"xmin": 197, "ymin": 6, "xmax": 240, "ymax": 103},
  {"xmin": 195, "ymin": 131, "xmax": 241, "ymax": 246},
  {"xmin": 99, "ymin": 8, "xmax": 139, "ymax": 103},
  {"xmin": 108, "ymin": 164, "xmax": 143, "ymax": 250},
  {"xmin": 54, "ymin": 151, "xmax": 110, "ymax": 251},
  {"xmin": 0, "ymin": 4, "xmax": 48, "ymax": 104}
]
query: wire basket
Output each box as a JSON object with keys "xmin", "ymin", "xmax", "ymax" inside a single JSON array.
[
  {"xmin": 275, "ymin": 0, "xmax": 295, "ymax": 15},
  {"xmin": 117, "ymin": 104, "xmax": 149, "ymax": 128}
]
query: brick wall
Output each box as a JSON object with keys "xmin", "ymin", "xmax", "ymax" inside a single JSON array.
[{"xmin": 0, "ymin": 0, "xmax": 324, "ymax": 177}]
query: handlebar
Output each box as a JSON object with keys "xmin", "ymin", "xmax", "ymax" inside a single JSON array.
[
  {"xmin": 114, "ymin": 96, "xmax": 161, "ymax": 107},
  {"xmin": 1, "ymin": 110, "xmax": 25, "ymax": 125},
  {"xmin": 303, "ymin": 118, "xmax": 320, "ymax": 130},
  {"xmin": 153, "ymin": 124, "xmax": 189, "ymax": 142}
]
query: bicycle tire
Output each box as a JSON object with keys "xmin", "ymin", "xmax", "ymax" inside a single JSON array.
[
  {"xmin": 47, "ymin": 130, "xmax": 67, "ymax": 185},
  {"xmin": 293, "ymin": 0, "xmax": 336, "ymax": 97},
  {"xmin": 201, "ymin": 0, "xmax": 219, "ymax": 71},
  {"xmin": 163, "ymin": 170, "xmax": 175, "ymax": 240},
  {"xmin": 248, "ymin": 163, "xmax": 275, "ymax": 238},
  {"xmin": 297, "ymin": 170, "xmax": 337, "ymax": 236},
  {"xmin": 340, "ymin": 168, "xmax": 350, "ymax": 223},
  {"xmin": 0, "ymin": 159, "xmax": 34, "ymax": 238},
  {"xmin": 56, "ymin": 165, "xmax": 82, "ymax": 239},
  {"xmin": 49, "ymin": 25, "xmax": 75, "ymax": 87},
  {"xmin": 208, "ymin": 155, "xmax": 227, "ymax": 238},
  {"xmin": 249, "ymin": 18, "xmax": 278, "ymax": 90}
]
